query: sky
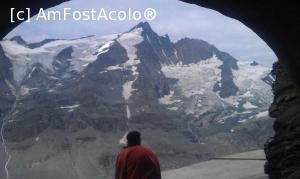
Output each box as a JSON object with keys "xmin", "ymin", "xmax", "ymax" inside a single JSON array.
[{"xmin": 5, "ymin": 0, "xmax": 277, "ymax": 67}]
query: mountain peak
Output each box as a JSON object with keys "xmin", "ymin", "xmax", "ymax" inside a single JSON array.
[
  {"xmin": 10, "ymin": 35, "xmax": 27, "ymax": 45},
  {"xmin": 250, "ymin": 61, "xmax": 259, "ymax": 66},
  {"xmin": 130, "ymin": 21, "xmax": 155, "ymax": 34},
  {"xmin": 135, "ymin": 21, "xmax": 152, "ymax": 29}
]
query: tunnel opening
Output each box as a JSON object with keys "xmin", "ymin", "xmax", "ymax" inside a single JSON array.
[{"xmin": 1, "ymin": 0, "xmax": 298, "ymax": 179}]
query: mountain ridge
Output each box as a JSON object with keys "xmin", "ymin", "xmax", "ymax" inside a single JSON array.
[{"xmin": 0, "ymin": 22, "xmax": 274, "ymax": 179}]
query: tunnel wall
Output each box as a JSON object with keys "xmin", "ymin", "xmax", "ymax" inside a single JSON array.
[{"xmin": 265, "ymin": 61, "xmax": 300, "ymax": 179}]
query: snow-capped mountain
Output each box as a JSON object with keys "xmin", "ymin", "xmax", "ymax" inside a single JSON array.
[{"xmin": 0, "ymin": 22, "xmax": 274, "ymax": 179}]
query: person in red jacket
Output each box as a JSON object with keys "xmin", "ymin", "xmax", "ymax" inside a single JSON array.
[{"xmin": 115, "ymin": 131, "xmax": 161, "ymax": 179}]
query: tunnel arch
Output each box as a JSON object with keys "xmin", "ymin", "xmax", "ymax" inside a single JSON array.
[{"xmin": 0, "ymin": 1, "xmax": 299, "ymax": 178}]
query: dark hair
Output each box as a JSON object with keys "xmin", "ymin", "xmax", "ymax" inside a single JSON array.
[{"xmin": 127, "ymin": 131, "xmax": 141, "ymax": 146}]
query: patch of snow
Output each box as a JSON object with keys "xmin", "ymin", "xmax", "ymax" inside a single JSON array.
[
  {"xmin": 217, "ymin": 119, "xmax": 225, "ymax": 124},
  {"xmin": 118, "ymin": 27, "xmax": 143, "ymax": 63},
  {"xmin": 118, "ymin": 29, "xmax": 143, "ymax": 74},
  {"xmin": 126, "ymin": 105, "xmax": 131, "ymax": 120},
  {"xmin": 122, "ymin": 81, "xmax": 136, "ymax": 100},
  {"xmin": 197, "ymin": 103, "xmax": 202, "ymax": 107},
  {"xmin": 146, "ymin": 34, "xmax": 151, "ymax": 44},
  {"xmin": 269, "ymin": 74, "xmax": 275, "ymax": 81},
  {"xmin": 242, "ymin": 111, "xmax": 252, "ymax": 114},
  {"xmin": 119, "ymin": 132, "xmax": 128, "ymax": 147},
  {"xmin": 28, "ymin": 66, "xmax": 37, "ymax": 79},
  {"xmin": 1, "ymin": 34, "xmax": 117, "ymax": 83},
  {"xmin": 123, "ymin": 59, "xmax": 141, "ymax": 68},
  {"xmin": 238, "ymin": 119, "xmax": 248, "ymax": 123},
  {"xmin": 162, "ymin": 54, "xmax": 222, "ymax": 98},
  {"xmin": 100, "ymin": 65, "xmax": 124, "ymax": 74},
  {"xmin": 256, "ymin": 111, "xmax": 269, "ymax": 118},
  {"xmin": 130, "ymin": 65, "xmax": 139, "ymax": 76},
  {"xmin": 174, "ymin": 49, "xmax": 179, "ymax": 59},
  {"xmin": 82, "ymin": 63, "xmax": 89, "ymax": 67},
  {"xmin": 233, "ymin": 61, "xmax": 270, "ymax": 85},
  {"xmin": 60, "ymin": 104, "xmax": 80, "ymax": 109},
  {"xmin": 48, "ymin": 76, "xmax": 59, "ymax": 80},
  {"xmin": 1, "ymin": 41, "xmax": 53, "ymax": 83},
  {"xmin": 97, "ymin": 41, "xmax": 114, "ymax": 55},
  {"xmin": 19, "ymin": 87, "xmax": 40, "ymax": 94},
  {"xmin": 167, "ymin": 107, "xmax": 179, "ymax": 111},
  {"xmin": 233, "ymin": 61, "xmax": 272, "ymax": 103},
  {"xmin": 222, "ymin": 97, "xmax": 239, "ymax": 107},
  {"xmin": 241, "ymin": 91, "xmax": 253, "ymax": 98},
  {"xmin": 118, "ymin": 27, "xmax": 144, "ymax": 101},
  {"xmin": 107, "ymin": 65, "xmax": 123, "ymax": 71},
  {"xmin": 20, "ymin": 86, "xmax": 30, "ymax": 95},
  {"xmin": 48, "ymin": 89, "xmax": 56, "ymax": 93},
  {"xmin": 162, "ymin": 49, "xmax": 167, "ymax": 57},
  {"xmin": 243, "ymin": 102, "xmax": 258, "ymax": 109},
  {"xmin": 29, "ymin": 88, "xmax": 39, "ymax": 91},
  {"xmin": 161, "ymin": 54, "xmax": 227, "ymax": 117},
  {"xmin": 158, "ymin": 91, "xmax": 180, "ymax": 105},
  {"xmin": 60, "ymin": 104, "xmax": 80, "ymax": 112}
]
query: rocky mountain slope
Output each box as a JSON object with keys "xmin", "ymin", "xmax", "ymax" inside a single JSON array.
[{"xmin": 0, "ymin": 22, "xmax": 274, "ymax": 179}]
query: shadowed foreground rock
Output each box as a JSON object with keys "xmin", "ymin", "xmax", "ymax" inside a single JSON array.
[{"xmin": 265, "ymin": 62, "xmax": 300, "ymax": 179}]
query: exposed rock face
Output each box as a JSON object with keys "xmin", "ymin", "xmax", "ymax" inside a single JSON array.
[
  {"xmin": 27, "ymin": 39, "xmax": 58, "ymax": 49},
  {"xmin": 265, "ymin": 61, "xmax": 300, "ymax": 179},
  {"xmin": 175, "ymin": 38, "xmax": 239, "ymax": 98},
  {"xmin": 10, "ymin": 36, "xmax": 27, "ymax": 46},
  {"xmin": 0, "ymin": 44, "xmax": 15, "ymax": 119}
]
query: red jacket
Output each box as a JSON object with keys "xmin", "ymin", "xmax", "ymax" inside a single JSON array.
[{"xmin": 115, "ymin": 145, "xmax": 161, "ymax": 179}]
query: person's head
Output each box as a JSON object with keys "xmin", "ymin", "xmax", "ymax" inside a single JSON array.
[{"xmin": 126, "ymin": 131, "xmax": 141, "ymax": 147}]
